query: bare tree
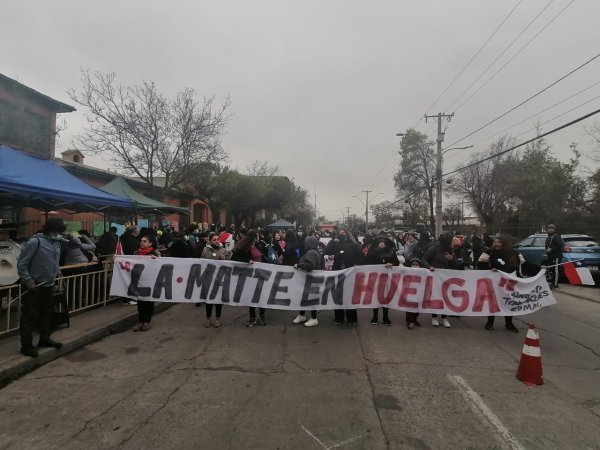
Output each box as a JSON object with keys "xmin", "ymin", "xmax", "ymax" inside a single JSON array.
[
  {"xmin": 69, "ymin": 70, "xmax": 231, "ymax": 193},
  {"xmin": 394, "ymin": 129, "xmax": 436, "ymax": 230},
  {"xmin": 450, "ymin": 136, "xmax": 515, "ymax": 228},
  {"xmin": 245, "ymin": 160, "xmax": 280, "ymax": 178}
]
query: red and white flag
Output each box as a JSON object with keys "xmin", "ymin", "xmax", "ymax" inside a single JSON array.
[
  {"xmin": 563, "ymin": 261, "xmax": 595, "ymax": 285},
  {"xmin": 115, "ymin": 239, "xmax": 123, "ymax": 256}
]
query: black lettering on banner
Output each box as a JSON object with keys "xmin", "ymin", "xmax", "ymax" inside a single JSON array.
[
  {"xmin": 232, "ymin": 266, "xmax": 254, "ymax": 303},
  {"xmin": 268, "ymin": 271, "xmax": 294, "ymax": 306},
  {"xmin": 127, "ymin": 263, "xmax": 151, "ymax": 298},
  {"xmin": 185, "ymin": 263, "xmax": 216, "ymax": 300},
  {"xmin": 300, "ymin": 274, "xmax": 324, "ymax": 307},
  {"xmin": 152, "ymin": 264, "xmax": 174, "ymax": 299},
  {"xmin": 251, "ymin": 268, "xmax": 272, "ymax": 304},
  {"xmin": 322, "ymin": 274, "xmax": 345, "ymax": 305},
  {"xmin": 210, "ymin": 265, "xmax": 232, "ymax": 302}
]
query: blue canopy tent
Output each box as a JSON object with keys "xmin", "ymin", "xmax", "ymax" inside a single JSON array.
[{"xmin": 0, "ymin": 145, "xmax": 132, "ymax": 212}]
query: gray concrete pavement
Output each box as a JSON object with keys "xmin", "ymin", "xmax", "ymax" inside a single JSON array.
[{"xmin": 0, "ymin": 287, "xmax": 598, "ymax": 450}]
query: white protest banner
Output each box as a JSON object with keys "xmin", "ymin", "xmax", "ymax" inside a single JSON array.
[{"xmin": 110, "ymin": 256, "xmax": 557, "ymax": 316}]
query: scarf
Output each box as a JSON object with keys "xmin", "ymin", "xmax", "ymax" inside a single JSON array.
[{"xmin": 137, "ymin": 246, "xmax": 155, "ymax": 256}]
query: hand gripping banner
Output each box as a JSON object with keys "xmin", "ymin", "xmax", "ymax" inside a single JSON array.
[{"xmin": 110, "ymin": 256, "xmax": 557, "ymax": 316}]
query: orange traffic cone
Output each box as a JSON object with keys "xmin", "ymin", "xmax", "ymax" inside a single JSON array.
[{"xmin": 516, "ymin": 324, "xmax": 543, "ymax": 386}]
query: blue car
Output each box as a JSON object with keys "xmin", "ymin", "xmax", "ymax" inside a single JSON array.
[{"xmin": 514, "ymin": 233, "xmax": 600, "ymax": 278}]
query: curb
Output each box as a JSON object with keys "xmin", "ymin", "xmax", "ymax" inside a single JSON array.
[
  {"xmin": 0, "ymin": 303, "xmax": 173, "ymax": 389},
  {"xmin": 557, "ymin": 287, "xmax": 599, "ymax": 304}
]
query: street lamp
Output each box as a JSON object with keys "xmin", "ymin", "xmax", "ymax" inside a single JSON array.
[{"xmin": 442, "ymin": 145, "xmax": 473, "ymax": 156}]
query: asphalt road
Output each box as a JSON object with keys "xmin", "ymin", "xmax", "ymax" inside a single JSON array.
[{"xmin": 1, "ymin": 289, "xmax": 599, "ymax": 450}]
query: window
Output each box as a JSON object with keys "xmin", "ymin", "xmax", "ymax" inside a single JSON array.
[
  {"xmin": 516, "ymin": 237, "xmax": 534, "ymax": 247},
  {"xmin": 532, "ymin": 237, "xmax": 547, "ymax": 247}
]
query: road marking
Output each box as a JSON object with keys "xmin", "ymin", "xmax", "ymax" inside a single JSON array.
[
  {"xmin": 301, "ymin": 425, "xmax": 364, "ymax": 449},
  {"xmin": 447, "ymin": 374, "xmax": 525, "ymax": 450},
  {"xmin": 301, "ymin": 425, "xmax": 328, "ymax": 449}
]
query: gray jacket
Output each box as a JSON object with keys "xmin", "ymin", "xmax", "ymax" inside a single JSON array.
[
  {"xmin": 62, "ymin": 235, "xmax": 96, "ymax": 265},
  {"xmin": 296, "ymin": 237, "xmax": 323, "ymax": 272},
  {"xmin": 17, "ymin": 233, "xmax": 61, "ymax": 285}
]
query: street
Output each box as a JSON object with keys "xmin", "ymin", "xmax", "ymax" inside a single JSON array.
[{"xmin": 0, "ymin": 289, "xmax": 599, "ymax": 450}]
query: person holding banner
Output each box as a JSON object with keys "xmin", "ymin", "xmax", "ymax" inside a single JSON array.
[
  {"xmin": 405, "ymin": 258, "xmax": 423, "ymax": 329},
  {"xmin": 201, "ymin": 233, "xmax": 232, "ymax": 328},
  {"xmin": 231, "ymin": 230, "xmax": 268, "ymax": 327},
  {"xmin": 132, "ymin": 235, "xmax": 161, "ymax": 332},
  {"xmin": 363, "ymin": 231, "xmax": 400, "ymax": 325},
  {"xmin": 292, "ymin": 236, "xmax": 325, "ymax": 327},
  {"xmin": 421, "ymin": 233, "xmax": 460, "ymax": 328},
  {"xmin": 325, "ymin": 228, "xmax": 362, "ymax": 325},
  {"xmin": 477, "ymin": 236, "xmax": 522, "ymax": 332}
]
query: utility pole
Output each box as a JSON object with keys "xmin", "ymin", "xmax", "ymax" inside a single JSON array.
[
  {"xmin": 345, "ymin": 206, "xmax": 351, "ymax": 228},
  {"xmin": 425, "ymin": 112, "xmax": 454, "ymax": 238},
  {"xmin": 363, "ymin": 190, "xmax": 371, "ymax": 236}
]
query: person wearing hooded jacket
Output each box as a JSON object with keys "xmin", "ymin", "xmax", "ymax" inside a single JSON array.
[
  {"xmin": 292, "ymin": 236, "xmax": 324, "ymax": 327},
  {"xmin": 421, "ymin": 233, "xmax": 460, "ymax": 328},
  {"xmin": 362, "ymin": 231, "xmax": 400, "ymax": 325},
  {"xmin": 325, "ymin": 228, "xmax": 362, "ymax": 325}
]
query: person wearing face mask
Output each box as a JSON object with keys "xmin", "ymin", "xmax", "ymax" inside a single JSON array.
[
  {"xmin": 405, "ymin": 257, "xmax": 424, "ymax": 329},
  {"xmin": 363, "ymin": 231, "xmax": 400, "ymax": 325},
  {"xmin": 16, "ymin": 218, "xmax": 66, "ymax": 357},
  {"xmin": 200, "ymin": 232, "xmax": 232, "ymax": 327},
  {"xmin": 421, "ymin": 233, "xmax": 460, "ymax": 328},
  {"xmin": 296, "ymin": 228, "xmax": 307, "ymax": 257},
  {"xmin": 478, "ymin": 236, "xmax": 522, "ymax": 332},
  {"xmin": 325, "ymin": 228, "xmax": 362, "ymax": 325}
]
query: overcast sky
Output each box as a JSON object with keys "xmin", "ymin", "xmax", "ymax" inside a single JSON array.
[{"xmin": 3, "ymin": 0, "xmax": 600, "ymax": 222}]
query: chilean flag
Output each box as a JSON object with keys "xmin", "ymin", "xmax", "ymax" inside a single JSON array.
[{"xmin": 563, "ymin": 261, "xmax": 595, "ymax": 285}]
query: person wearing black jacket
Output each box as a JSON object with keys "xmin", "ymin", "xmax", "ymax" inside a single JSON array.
[
  {"xmin": 421, "ymin": 233, "xmax": 460, "ymax": 328},
  {"xmin": 231, "ymin": 230, "xmax": 268, "ymax": 326},
  {"xmin": 477, "ymin": 236, "xmax": 522, "ymax": 332},
  {"xmin": 543, "ymin": 224, "xmax": 563, "ymax": 289},
  {"xmin": 292, "ymin": 236, "xmax": 325, "ymax": 327},
  {"xmin": 120, "ymin": 226, "xmax": 140, "ymax": 255},
  {"xmin": 282, "ymin": 230, "xmax": 300, "ymax": 266},
  {"xmin": 325, "ymin": 228, "xmax": 362, "ymax": 325},
  {"xmin": 362, "ymin": 231, "xmax": 400, "ymax": 325}
]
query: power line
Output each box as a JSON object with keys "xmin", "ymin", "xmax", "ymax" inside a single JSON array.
[
  {"xmin": 444, "ymin": 0, "xmax": 556, "ymax": 113},
  {"xmin": 451, "ymin": 0, "xmax": 577, "ymax": 114},
  {"xmin": 443, "ymin": 107, "xmax": 600, "ymax": 178},
  {"xmin": 446, "ymin": 50, "xmax": 600, "ymax": 148},
  {"xmin": 422, "ymin": 0, "xmax": 523, "ymax": 117},
  {"xmin": 447, "ymin": 81, "xmax": 600, "ymax": 159}
]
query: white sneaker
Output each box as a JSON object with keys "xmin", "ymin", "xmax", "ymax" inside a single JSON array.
[
  {"xmin": 293, "ymin": 314, "xmax": 307, "ymax": 324},
  {"xmin": 125, "ymin": 300, "xmax": 137, "ymax": 306},
  {"xmin": 431, "ymin": 318, "xmax": 440, "ymax": 327},
  {"xmin": 442, "ymin": 318, "xmax": 451, "ymax": 328},
  {"xmin": 304, "ymin": 318, "xmax": 319, "ymax": 327}
]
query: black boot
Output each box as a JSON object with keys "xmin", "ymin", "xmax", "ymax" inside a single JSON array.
[
  {"xmin": 37, "ymin": 337, "xmax": 63, "ymax": 349},
  {"xmin": 20, "ymin": 347, "xmax": 39, "ymax": 357}
]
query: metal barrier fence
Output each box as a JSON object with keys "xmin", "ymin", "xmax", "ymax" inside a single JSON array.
[{"xmin": 0, "ymin": 258, "xmax": 116, "ymax": 337}]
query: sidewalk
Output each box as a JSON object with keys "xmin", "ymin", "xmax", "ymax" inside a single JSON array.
[
  {"xmin": 557, "ymin": 284, "xmax": 599, "ymax": 303},
  {"xmin": 0, "ymin": 301, "xmax": 171, "ymax": 387}
]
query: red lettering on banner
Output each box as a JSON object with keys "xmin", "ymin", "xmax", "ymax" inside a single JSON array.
[
  {"xmin": 351, "ymin": 272, "xmax": 378, "ymax": 305},
  {"xmin": 376, "ymin": 273, "xmax": 400, "ymax": 305},
  {"xmin": 422, "ymin": 276, "xmax": 443, "ymax": 310},
  {"xmin": 118, "ymin": 260, "xmax": 131, "ymax": 272},
  {"xmin": 499, "ymin": 277, "xmax": 518, "ymax": 292},
  {"xmin": 442, "ymin": 278, "xmax": 468, "ymax": 313},
  {"xmin": 398, "ymin": 274, "xmax": 420, "ymax": 308},
  {"xmin": 472, "ymin": 278, "xmax": 500, "ymax": 313}
]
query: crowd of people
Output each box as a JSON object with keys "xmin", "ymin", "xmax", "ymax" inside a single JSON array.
[{"xmin": 16, "ymin": 218, "xmax": 564, "ymax": 357}]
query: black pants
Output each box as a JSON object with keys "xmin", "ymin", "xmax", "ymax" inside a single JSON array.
[
  {"xmin": 335, "ymin": 309, "xmax": 357, "ymax": 323},
  {"xmin": 487, "ymin": 316, "xmax": 513, "ymax": 325},
  {"xmin": 542, "ymin": 257, "xmax": 561, "ymax": 287},
  {"xmin": 206, "ymin": 304, "xmax": 223, "ymax": 318},
  {"xmin": 299, "ymin": 310, "xmax": 318, "ymax": 319},
  {"xmin": 137, "ymin": 300, "xmax": 154, "ymax": 323},
  {"xmin": 249, "ymin": 307, "xmax": 265, "ymax": 319},
  {"xmin": 431, "ymin": 314, "xmax": 447, "ymax": 319},
  {"xmin": 371, "ymin": 308, "xmax": 389, "ymax": 320},
  {"xmin": 20, "ymin": 286, "xmax": 54, "ymax": 349},
  {"xmin": 406, "ymin": 312, "xmax": 419, "ymax": 324}
]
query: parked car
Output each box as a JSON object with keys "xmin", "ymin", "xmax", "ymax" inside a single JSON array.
[{"xmin": 514, "ymin": 234, "xmax": 600, "ymax": 278}]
